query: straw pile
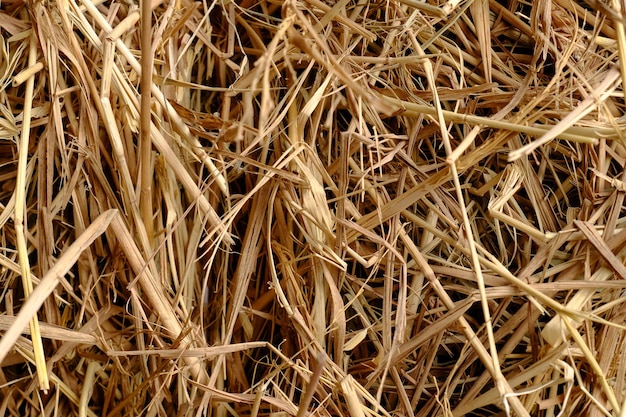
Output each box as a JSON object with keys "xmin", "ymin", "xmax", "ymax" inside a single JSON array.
[{"xmin": 1, "ymin": 0, "xmax": 626, "ymax": 415}]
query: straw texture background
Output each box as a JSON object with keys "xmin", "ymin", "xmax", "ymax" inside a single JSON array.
[{"xmin": 1, "ymin": 0, "xmax": 626, "ymax": 415}]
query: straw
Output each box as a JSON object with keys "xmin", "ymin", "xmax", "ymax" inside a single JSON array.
[
  {"xmin": 3, "ymin": 0, "xmax": 626, "ymax": 415},
  {"xmin": 13, "ymin": 32, "xmax": 48, "ymax": 392}
]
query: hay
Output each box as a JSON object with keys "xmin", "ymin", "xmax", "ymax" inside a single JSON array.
[{"xmin": 1, "ymin": 0, "xmax": 626, "ymax": 415}]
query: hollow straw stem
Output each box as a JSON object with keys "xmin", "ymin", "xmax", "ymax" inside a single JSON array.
[
  {"xmin": 376, "ymin": 93, "xmax": 613, "ymax": 144},
  {"xmin": 14, "ymin": 32, "xmax": 49, "ymax": 392},
  {"xmin": 140, "ymin": 0, "xmax": 154, "ymax": 244}
]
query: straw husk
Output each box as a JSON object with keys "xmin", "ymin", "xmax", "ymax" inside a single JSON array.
[{"xmin": 2, "ymin": 0, "xmax": 626, "ymax": 415}]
